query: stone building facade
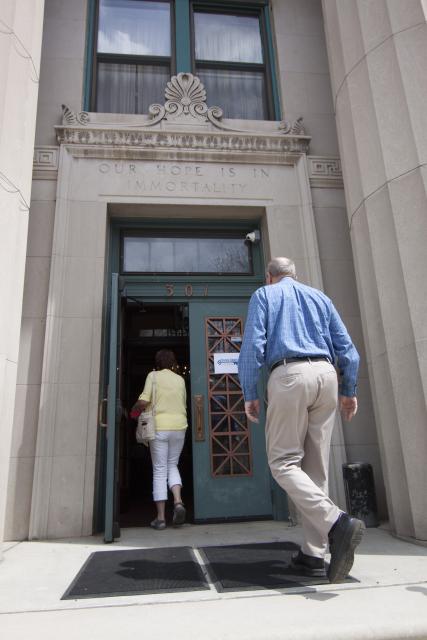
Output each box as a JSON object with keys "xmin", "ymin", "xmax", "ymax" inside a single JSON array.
[{"xmin": 1, "ymin": 0, "xmax": 426, "ymax": 551}]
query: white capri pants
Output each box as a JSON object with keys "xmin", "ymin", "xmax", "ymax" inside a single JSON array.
[{"xmin": 149, "ymin": 429, "xmax": 186, "ymax": 501}]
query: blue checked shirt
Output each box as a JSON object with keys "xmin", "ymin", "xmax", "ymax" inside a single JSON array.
[{"xmin": 238, "ymin": 278, "xmax": 359, "ymax": 401}]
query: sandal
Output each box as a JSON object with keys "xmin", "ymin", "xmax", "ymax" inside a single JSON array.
[
  {"xmin": 173, "ymin": 502, "xmax": 186, "ymax": 526},
  {"xmin": 150, "ymin": 518, "xmax": 166, "ymax": 530}
]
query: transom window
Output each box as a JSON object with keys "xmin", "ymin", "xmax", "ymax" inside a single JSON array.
[
  {"xmin": 90, "ymin": 0, "xmax": 279, "ymax": 120},
  {"xmin": 122, "ymin": 234, "xmax": 253, "ymax": 274}
]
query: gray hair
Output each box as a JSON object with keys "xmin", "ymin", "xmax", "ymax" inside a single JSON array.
[{"xmin": 267, "ymin": 257, "xmax": 296, "ymax": 279}]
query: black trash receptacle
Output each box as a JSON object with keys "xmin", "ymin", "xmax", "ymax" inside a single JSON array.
[{"xmin": 342, "ymin": 462, "xmax": 379, "ymax": 527}]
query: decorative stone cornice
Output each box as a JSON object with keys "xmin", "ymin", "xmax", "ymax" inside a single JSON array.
[
  {"xmin": 55, "ymin": 73, "xmax": 310, "ymax": 158},
  {"xmin": 307, "ymin": 156, "xmax": 343, "ymax": 188},
  {"xmin": 56, "ymin": 127, "xmax": 310, "ymax": 155}
]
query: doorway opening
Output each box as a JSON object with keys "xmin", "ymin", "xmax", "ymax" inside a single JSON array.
[{"xmin": 118, "ymin": 299, "xmax": 192, "ymax": 528}]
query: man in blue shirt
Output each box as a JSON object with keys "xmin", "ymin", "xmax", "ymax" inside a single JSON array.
[{"xmin": 238, "ymin": 257, "xmax": 364, "ymax": 583}]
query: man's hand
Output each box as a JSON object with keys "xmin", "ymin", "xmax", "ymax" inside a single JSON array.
[
  {"xmin": 245, "ymin": 399, "xmax": 260, "ymax": 423},
  {"xmin": 339, "ymin": 395, "xmax": 358, "ymax": 421}
]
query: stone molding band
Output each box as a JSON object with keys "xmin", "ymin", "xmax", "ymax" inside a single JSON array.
[
  {"xmin": 33, "ymin": 145, "xmax": 342, "ymax": 188},
  {"xmin": 55, "ymin": 127, "xmax": 311, "ymax": 156}
]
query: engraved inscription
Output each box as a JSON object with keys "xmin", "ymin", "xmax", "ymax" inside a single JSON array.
[
  {"xmin": 97, "ymin": 161, "xmax": 272, "ymax": 197},
  {"xmin": 253, "ymin": 168, "xmax": 269, "ymax": 179}
]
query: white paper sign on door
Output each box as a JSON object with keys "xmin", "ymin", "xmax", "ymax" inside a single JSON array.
[{"xmin": 213, "ymin": 352, "xmax": 239, "ymax": 374}]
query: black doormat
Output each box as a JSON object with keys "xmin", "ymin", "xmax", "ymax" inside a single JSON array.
[
  {"xmin": 200, "ymin": 541, "xmax": 354, "ymax": 592},
  {"xmin": 62, "ymin": 546, "xmax": 209, "ymax": 599}
]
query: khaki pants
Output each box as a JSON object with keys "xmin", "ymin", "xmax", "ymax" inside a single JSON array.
[{"xmin": 266, "ymin": 359, "xmax": 341, "ymax": 558}]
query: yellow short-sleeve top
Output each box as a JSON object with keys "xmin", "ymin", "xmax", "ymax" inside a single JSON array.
[{"xmin": 139, "ymin": 369, "xmax": 187, "ymax": 431}]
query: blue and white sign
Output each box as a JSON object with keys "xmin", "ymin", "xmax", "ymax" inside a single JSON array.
[{"xmin": 213, "ymin": 352, "xmax": 239, "ymax": 374}]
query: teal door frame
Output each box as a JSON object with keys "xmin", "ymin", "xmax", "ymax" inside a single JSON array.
[
  {"xmin": 95, "ymin": 218, "xmax": 288, "ymax": 537},
  {"xmin": 104, "ymin": 273, "xmax": 119, "ymax": 543}
]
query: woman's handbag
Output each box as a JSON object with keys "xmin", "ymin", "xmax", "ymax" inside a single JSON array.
[{"xmin": 136, "ymin": 372, "xmax": 157, "ymax": 444}]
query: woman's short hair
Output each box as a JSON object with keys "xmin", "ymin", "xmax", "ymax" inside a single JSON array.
[
  {"xmin": 155, "ymin": 349, "xmax": 177, "ymax": 370},
  {"xmin": 267, "ymin": 257, "xmax": 296, "ymax": 279}
]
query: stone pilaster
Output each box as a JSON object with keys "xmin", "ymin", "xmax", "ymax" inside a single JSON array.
[
  {"xmin": 322, "ymin": 0, "xmax": 427, "ymax": 539},
  {"xmin": 0, "ymin": 0, "xmax": 45, "ymax": 557}
]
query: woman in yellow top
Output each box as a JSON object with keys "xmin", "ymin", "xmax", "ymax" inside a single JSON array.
[{"xmin": 133, "ymin": 349, "xmax": 188, "ymax": 530}]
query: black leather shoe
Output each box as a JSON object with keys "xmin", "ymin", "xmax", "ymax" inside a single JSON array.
[
  {"xmin": 328, "ymin": 513, "xmax": 365, "ymax": 583},
  {"xmin": 291, "ymin": 550, "xmax": 326, "ymax": 578}
]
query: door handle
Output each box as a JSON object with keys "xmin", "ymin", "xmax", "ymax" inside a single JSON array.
[
  {"xmin": 193, "ymin": 394, "xmax": 205, "ymax": 442},
  {"xmin": 99, "ymin": 398, "xmax": 108, "ymax": 428}
]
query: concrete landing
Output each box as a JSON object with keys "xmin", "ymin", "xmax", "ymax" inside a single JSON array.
[{"xmin": 1, "ymin": 522, "xmax": 427, "ymax": 639}]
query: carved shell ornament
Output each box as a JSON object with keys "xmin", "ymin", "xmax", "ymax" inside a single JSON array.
[
  {"xmin": 165, "ymin": 73, "xmax": 207, "ymax": 117},
  {"xmin": 148, "ymin": 72, "xmax": 224, "ymax": 125}
]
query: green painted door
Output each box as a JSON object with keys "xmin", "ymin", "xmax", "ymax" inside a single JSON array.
[{"xmin": 189, "ymin": 300, "xmax": 272, "ymax": 521}]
